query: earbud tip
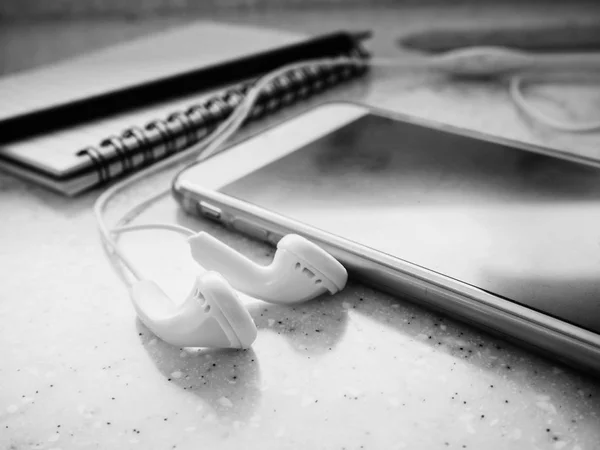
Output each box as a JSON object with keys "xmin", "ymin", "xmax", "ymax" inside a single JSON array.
[
  {"xmin": 277, "ymin": 234, "xmax": 348, "ymax": 293},
  {"xmin": 130, "ymin": 275, "xmax": 257, "ymax": 349}
]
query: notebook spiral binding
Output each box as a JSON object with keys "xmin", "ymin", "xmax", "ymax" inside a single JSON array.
[{"xmin": 76, "ymin": 48, "xmax": 370, "ymax": 186}]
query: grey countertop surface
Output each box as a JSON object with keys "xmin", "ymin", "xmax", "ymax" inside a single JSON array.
[{"xmin": 1, "ymin": 5, "xmax": 600, "ymax": 450}]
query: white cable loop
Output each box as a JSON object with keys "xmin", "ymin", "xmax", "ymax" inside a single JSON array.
[{"xmin": 510, "ymin": 74, "xmax": 600, "ymax": 132}]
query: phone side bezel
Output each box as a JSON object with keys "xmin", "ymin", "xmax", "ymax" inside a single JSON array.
[{"xmin": 172, "ymin": 101, "xmax": 600, "ymax": 376}]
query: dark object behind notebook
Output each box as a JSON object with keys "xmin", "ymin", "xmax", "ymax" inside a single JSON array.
[{"xmin": 398, "ymin": 22, "xmax": 600, "ymax": 53}]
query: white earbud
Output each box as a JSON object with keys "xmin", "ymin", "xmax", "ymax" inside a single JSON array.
[
  {"xmin": 107, "ymin": 224, "xmax": 347, "ymax": 349},
  {"xmin": 188, "ymin": 232, "xmax": 348, "ymax": 305},
  {"xmin": 130, "ymin": 271, "xmax": 257, "ymax": 349}
]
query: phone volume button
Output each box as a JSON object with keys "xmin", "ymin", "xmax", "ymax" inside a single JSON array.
[{"xmin": 198, "ymin": 201, "xmax": 222, "ymax": 220}]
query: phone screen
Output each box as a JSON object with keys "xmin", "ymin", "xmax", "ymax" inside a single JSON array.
[{"xmin": 220, "ymin": 112, "xmax": 600, "ymax": 334}]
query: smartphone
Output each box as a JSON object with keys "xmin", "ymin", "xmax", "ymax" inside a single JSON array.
[{"xmin": 173, "ymin": 102, "xmax": 600, "ymax": 375}]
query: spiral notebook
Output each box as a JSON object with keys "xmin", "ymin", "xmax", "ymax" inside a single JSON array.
[{"xmin": 0, "ymin": 22, "xmax": 369, "ymax": 196}]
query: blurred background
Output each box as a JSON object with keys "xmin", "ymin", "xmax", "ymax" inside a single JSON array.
[
  {"xmin": 0, "ymin": 0, "xmax": 566, "ymax": 19},
  {"xmin": 1, "ymin": 0, "xmax": 599, "ymax": 76}
]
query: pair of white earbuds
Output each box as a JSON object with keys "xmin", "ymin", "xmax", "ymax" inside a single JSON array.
[{"xmin": 112, "ymin": 226, "xmax": 347, "ymax": 349}]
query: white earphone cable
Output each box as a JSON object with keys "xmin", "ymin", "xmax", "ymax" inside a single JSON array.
[
  {"xmin": 95, "ymin": 50, "xmax": 600, "ymax": 282},
  {"xmin": 112, "ymin": 223, "xmax": 196, "ymax": 237},
  {"xmin": 510, "ymin": 74, "xmax": 600, "ymax": 132},
  {"xmin": 95, "ymin": 56, "xmax": 378, "ymax": 281}
]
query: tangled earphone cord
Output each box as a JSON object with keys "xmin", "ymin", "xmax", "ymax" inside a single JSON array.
[{"xmin": 95, "ymin": 48, "xmax": 600, "ymax": 283}]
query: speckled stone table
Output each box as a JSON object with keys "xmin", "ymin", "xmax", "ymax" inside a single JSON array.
[{"xmin": 1, "ymin": 6, "xmax": 600, "ymax": 450}]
